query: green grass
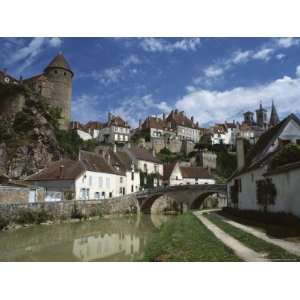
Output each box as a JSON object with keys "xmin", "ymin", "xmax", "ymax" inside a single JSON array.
[
  {"xmin": 142, "ymin": 213, "xmax": 241, "ymax": 262},
  {"xmin": 206, "ymin": 213, "xmax": 300, "ymax": 262}
]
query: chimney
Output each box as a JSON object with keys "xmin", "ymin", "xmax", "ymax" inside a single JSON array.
[
  {"xmin": 163, "ymin": 113, "xmax": 166, "ymax": 120},
  {"xmin": 59, "ymin": 164, "xmax": 64, "ymax": 178},
  {"xmin": 113, "ymin": 143, "xmax": 117, "ymax": 153},
  {"xmin": 108, "ymin": 112, "xmax": 113, "ymax": 122},
  {"xmin": 139, "ymin": 119, "xmax": 142, "ymax": 129},
  {"xmin": 236, "ymin": 137, "xmax": 245, "ymax": 171},
  {"xmin": 106, "ymin": 153, "xmax": 111, "ymax": 165},
  {"xmin": 152, "ymin": 148, "xmax": 156, "ymax": 157}
]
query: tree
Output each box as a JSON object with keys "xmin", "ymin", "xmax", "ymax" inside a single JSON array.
[{"xmin": 270, "ymin": 143, "xmax": 300, "ymax": 169}]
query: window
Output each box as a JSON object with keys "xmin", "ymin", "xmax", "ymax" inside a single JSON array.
[
  {"xmin": 120, "ymin": 177, "xmax": 123, "ymax": 183},
  {"xmin": 106, "ymin": 177, "xmax": 110, "ymax": 188},
  {"xmin": 98, "ymin": 177, "xmax": 103, "ymax": 187},
  {"xmin": 54, "ymin": 70, "xmax": 58, "ymax": 74},
  {"xmin": 131, "ymin": 185, "xmax": 134, "ymax": 192},
  {"xmin": 102, "ymin": 192, "xmax": 106, "ymax": 199},
  {"xmin": 143, "ymin": 163, "xmax": 147, "ymax": 172},
  {"xmin": 94, "ymin": 192, "xmax": 100, "ymax": 199},
  {"xmin": 89, "ymin": 176, "xmax": 92, "ymax": 186},
  {"xmin": 297, "ymin": 139, "xmax": 300, "ymax": 145},
  {"xmin": 64, "ymin": 72, "xmax": 66, "ymax": 76},
  {"xmin": 119, "ymin": 187, "xmax": 122, "ymax": 194},
  {"xmin": 114, "ymin": 134, "xmax": 118, "ymax": 140},
  {"xmin": 176, "ymin": 176, "xmax": 178, "ymax": 180},
  {"xmin": 125, "ymin": 135, "xmax": 128, "ymax": 141},
  {"xmin": 154, "ymin": 164, "xmax": 158, "ymax": 173},
  {"xmin": 131, "ymin": 172, "xmax": 134, "ymax": 180},
  {"xmin": 109, "ymin": 192, "xmax": 112, "ymax": 198},
  {"xmin": 82, "ymin": 175, "xmax": 87, "ymax": 183}
]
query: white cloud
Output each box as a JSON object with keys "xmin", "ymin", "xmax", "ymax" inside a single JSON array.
[
  {"xmin": 252, "ymin": 48, "xmax": 274, "ymax": 61},
  {"xmin": 296, "ymin": 65, "xmax": 300, "ymax": 78},
  {"xmin": 275, "ymin": 37, "xmax": 300, "ymax": 48},
  {"xmin": 231, "ymin": 50, "xmax": 252, "ymax": 64},
  {"xmin": 112, "ymin": 94, "xmax": 172, "ymax": 127},
  {"xmin": 204, "ymin": 66, "xmax": 224, "ymax": 78},
  {"xmin": 79, "ymin": 54, "xmax": 141, "ymax": 85},
  {"xmin": 276, "ymin": 53, "xmax": 285, "ymax": 60},
  {"xmin": 4, "ymin": 37, "xmax": 63, "ymax": 74},
  {"xmin": 49, "ymin": 37, "xmax": 63, "ymax": 48},
  {"xmin": 140, "ymin": 38, "xmax": 201, "ymax": 52},
  {"xmin": 176, "ymin": 76, "xmax": 300, "ymax": 126},
  {"xmin": 72, "ymin": 94, "xmax": 101, "ymax": 123}
]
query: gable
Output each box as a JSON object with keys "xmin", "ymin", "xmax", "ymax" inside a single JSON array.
[{"xmin": 279, "ymin": 119, "xmax": 300, "ymax": 140}]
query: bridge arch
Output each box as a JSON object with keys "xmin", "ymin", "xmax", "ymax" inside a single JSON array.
[{"xmin": 136, "ymin": 184, "xmax": 227, "ymax": 214}]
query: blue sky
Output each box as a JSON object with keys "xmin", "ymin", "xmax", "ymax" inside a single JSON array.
[{"xmin": 1, "ymin": 37, "xmax": 300, "ymax": 127}]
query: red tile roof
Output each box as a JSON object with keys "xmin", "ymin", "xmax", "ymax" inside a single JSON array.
[{"xmin": 179, "ymin": 166, "xmax": 213, "ymax": 179}]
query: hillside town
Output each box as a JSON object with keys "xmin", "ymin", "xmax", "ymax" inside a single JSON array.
[
  {"xmin": 0, "ymin": 53, "xmax": 299, "ymax": 213},
  {"xmin": 1, "ymin": 49, "xmax": 300, "ymax": 263}
]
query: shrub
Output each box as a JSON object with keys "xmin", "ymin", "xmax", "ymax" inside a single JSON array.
[
  {"xmin": 71, "ymin": 203, "xmax": 84, "ymax": 219},
  {"xmin": 0, "ymin": 214, "xmax": 9, "ymax": 230},
  {"xmin": 270, "ymin": 143, "xmax": 300, "ymax": 169},
  {"xmin": 15, "ymin": 209, "xmax": 53, "ymax": 225}
]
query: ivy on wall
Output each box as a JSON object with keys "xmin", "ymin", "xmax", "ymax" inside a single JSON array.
[
  {"xmin": 256, "ymin": 178, "xmax": 277, "ymax": 211},
  {"xmin": 140, "ymin": 171, "xmax": 160, "ymax": 188}
]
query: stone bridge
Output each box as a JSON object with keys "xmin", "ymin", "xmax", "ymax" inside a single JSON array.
[{"xmin": 136, "ymin": 184, "xmax": 227, "ymax": 214}]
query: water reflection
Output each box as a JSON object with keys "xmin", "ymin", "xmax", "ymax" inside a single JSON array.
[{"xmin": 0, "ymin": 214, "xmax": 174, "ymax": 262}]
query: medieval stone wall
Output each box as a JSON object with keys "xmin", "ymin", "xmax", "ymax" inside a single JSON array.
[{"xmin": 0, "ymin": 193, "xmax": 139, "ymax": 222}]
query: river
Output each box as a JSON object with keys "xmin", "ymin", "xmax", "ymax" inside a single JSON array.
[{"xmin": 0, "ymin": 214, "xmax": 174, "ymax": 262}]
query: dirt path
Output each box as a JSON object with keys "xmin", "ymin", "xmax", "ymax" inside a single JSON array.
[
  {"xmin": 215, "ymin": 213, "xmax": 300, "ymax": 257},
  {"xmin": 193, "ymin": 211, "xmax": 269, "ymax": 262}
]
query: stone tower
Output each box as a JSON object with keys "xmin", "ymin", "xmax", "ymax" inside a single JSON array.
[
  {"xmin": 256, "ymin": 102, "xmax": 267, "ymax": 129},
  {"xmin": 44, "ymin": 53, "xmax": 73, "ymax": 129},
  {"xmin": 269, "ymin": 100, "xmax": 280, "ymax": 128}
]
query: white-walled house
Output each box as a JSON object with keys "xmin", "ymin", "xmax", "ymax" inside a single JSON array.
[
  {"xmin": 124, "ymin": 145, "xmax": 163, "ymax": 187},
  {"xmin": 163, "ymin": 162, "xmax": 215, "ymax": 186},
  {"xmin": 211, "ymin": 122, "xmax": 238, "ymax": 146},
  {"xmin": 227, "ymin": 114, "xmax": 300, "ymax": 217},
  {"xmin": 98, "ymin": 113, "xmax": 130, "ymax": 144},
  {"xmin": 27, "ymin": 151, "xmax": 127, "ymax": 200},
  {"xmin": 100, "ymin": 146, "xmax": 141, "ymax": 194}
]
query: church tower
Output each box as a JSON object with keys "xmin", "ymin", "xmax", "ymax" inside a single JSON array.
[
  {"xmin": 256, "ymin": 102, "xmax": 267, "ymax": 129},
  {"xmin": 269, "ymin": 100, "xmax": 280, "ymax": 128},
  {"xmin": 44, "ymin": 53, "xmax": 73, "ymax": 129}
]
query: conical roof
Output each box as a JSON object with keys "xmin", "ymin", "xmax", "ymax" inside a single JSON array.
[
  {"xmin": 269, "ymin": 101, "xmax": 280, "ymax": 127},
  {"xmin": 44, "ymin": 53, "xmax": 73, "ymax": 76}
]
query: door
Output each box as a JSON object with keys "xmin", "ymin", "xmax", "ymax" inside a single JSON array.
[{"xmin": 29, "ymin": 190, "xmax": 36, "ymax": 203}]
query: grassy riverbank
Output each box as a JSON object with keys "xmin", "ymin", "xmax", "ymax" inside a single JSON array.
[
  {"xmin": 206, "ymin": 213, "xmax": 300, "ymax": 262},
  {"xmin": 143, "ymin": 213, "xmax": 241, "ymax": 261}
]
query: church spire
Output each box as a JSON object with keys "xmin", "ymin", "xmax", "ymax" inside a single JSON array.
[{"xmin": 269, "ymin": 100, "xmax": 280, "ymax": 127}]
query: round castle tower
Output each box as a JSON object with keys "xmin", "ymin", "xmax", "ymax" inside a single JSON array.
[{"xmin": 44, "ymin": 53, "xmax": 73, "ymax": 129}]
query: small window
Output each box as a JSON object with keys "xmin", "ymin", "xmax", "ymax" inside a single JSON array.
[
  {"xmin": 109, "ymin": 192, "xmax": 112, "ymax": 198},
  {"xmin": 54, "ymin": 70, "xmax": 58, "ymax": 74},
  {"xmin": 120, "ymin": 177, "xmax": 123, "ymax": 183},
  {"xmin": 64, "ymin": 72, "xmax": 66, "ymax": 76}
]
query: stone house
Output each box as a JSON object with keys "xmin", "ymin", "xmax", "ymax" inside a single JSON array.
[
  {"xmin": 98, "ymin": 112, "xmax": 130, "ymax": 144},
  {"xmin": 227, "ymin": 114, "xmax": 300, "ymax": 217},
  {"xmin": 211, "ymin": 122, "xmax": 238, "ymax": 146},
  {"xmin": 124, "ymin": 145, "xmax": 163, "ymax": 187},
  {"xmin": 163, "ymin": 162, "xmax": 215, "ymax": 186},
  {"xmin": 96, "ymin": 144, "xmax": 141, "ymax": 194},
  {"xmin": 165, "ymin": 110, "xmax": 200, "ymax": 143},
  {"xmin": 27, "ymin": 150, "xmax": 127, "ymax": 201}
]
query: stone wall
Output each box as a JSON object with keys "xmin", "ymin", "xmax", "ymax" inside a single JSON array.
[
  {"xmin": 0, "ymin": 193, "xmax": 139, "ymax": 221},
  {"xmin": 0, "ymin": 186, "xmax": 45, "ymax": 204}
]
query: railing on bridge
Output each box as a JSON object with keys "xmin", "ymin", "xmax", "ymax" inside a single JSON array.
[{"xmin": 136, "ymin": 184, "xmax": 227, "ymax": 197}]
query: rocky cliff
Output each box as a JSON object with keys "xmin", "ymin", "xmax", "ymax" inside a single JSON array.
[{"xmin": 0, "ymin": 83, "xmax": 64, "ymax": 179}]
